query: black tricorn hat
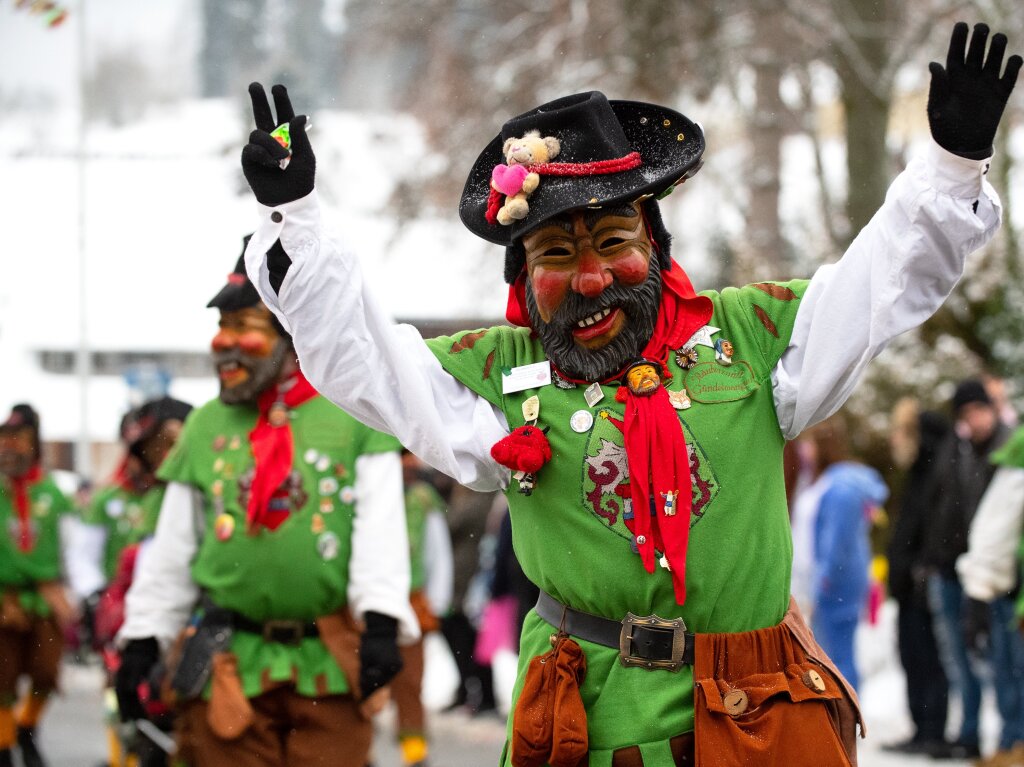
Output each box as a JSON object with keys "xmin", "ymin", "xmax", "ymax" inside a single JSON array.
[
  {"xmin": 460, "ymin": 91, "xmax": 705, "ymax": 245},
  {"xmin": 207, "ymin": 235, "xmax": 262, "ymax": 312}
]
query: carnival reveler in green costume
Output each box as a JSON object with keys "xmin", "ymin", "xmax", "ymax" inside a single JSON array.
[
  {"xmin": 116, "ymin": 246, "xmax": 418, "ymax": 767},
  {"xmin": 0, "ymin": 404, "xmax": 74, "ymax": 767},
  {"xmin": 72, "ymin": 397, "xmax": 192, "ymax": 602},
  {"xmin": 238, "ymin": 22, "xmax": 1020, "ymax": 767}
]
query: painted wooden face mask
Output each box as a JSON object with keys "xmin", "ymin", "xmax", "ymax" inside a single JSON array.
[
  {"xmin": 0, "ymin": 429, "xmax": 36, "ymax": 479},
  {"xmin": 211, "ymin": 306, "xmax": 290, "ymax": 405},
  {"xmin": 522, "ymin": 203, "xmax": 662, "ymax": 382}
]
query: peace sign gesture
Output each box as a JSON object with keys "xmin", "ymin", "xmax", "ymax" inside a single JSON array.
[
  {"xmin": 928, "ymin": 22, "xmax": 1022, "ymax": 158},
  {"xmin": 241, "ymin": 83, "xmax": 316, "ymax": 206}
]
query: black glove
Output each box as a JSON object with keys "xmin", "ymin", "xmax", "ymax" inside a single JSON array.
[
  {"xmin": 359, "ymin": 612, "xmax": 403, "ymax": 698},
  {"xmin": 115, "ymin": 637, "xmax": 160, "ymax": 722},
  {"xmin": 928, "ymin": 22, "xmax": 1022, "ymax": 159},
  {"xmin": 962, "ymin": 598, "xmax": 991, "ymax": 655},
  {"xmin": 241, "ymin": 83, "xmax": 316, "ymax": 207}
]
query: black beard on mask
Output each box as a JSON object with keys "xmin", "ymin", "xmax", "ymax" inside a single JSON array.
[
  {"xmin": 526, "ymin": 255, "xmax": 663, "ymax": 382},
  {"xmin": 215, "ymin": 341, "xmax": 290, "ymax": 405}
]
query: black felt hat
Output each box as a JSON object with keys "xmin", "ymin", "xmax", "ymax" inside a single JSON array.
[
  {"xmin": 207, "ymin": 235, "xmax": 262, "ymax": 312},
  {"xmin": 460, "ymin": 91, "xmax": 705, "ymax": 246}
]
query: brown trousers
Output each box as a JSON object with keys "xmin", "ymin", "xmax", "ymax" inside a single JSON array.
[
  {"xmin": 177, "ymin": 687, "xmax": 372, "ymax": 767},
  {"xmin": 392, "ymin": 640, "xmax": 426, "ymax": 737},
  {"xmin": 692, "ymin": 598, "xmax": 862, "ymax": 767},
  {"xmin": 0, "ymin": 615, "xmax": 63, "ymax": 706}
]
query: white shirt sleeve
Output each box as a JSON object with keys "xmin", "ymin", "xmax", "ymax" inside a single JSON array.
[
  {"xmin": 349, "ymin": 452, "xmax": 421, "ymax": 644},
  {"xmin": 63, "ymin": 517, "xmax": 109, "ymax": 600},
  {"xmin": 243, "ymin": 194, "xmax": 509, "ymax": 493},
  {"xmin": 772, "ymin": 142, "xmax": 1001, "ymax": 438},
  {"xmin": 423, "ymin": 510, "xmax": 454, "ymax": 617},
  {"xmin": 118, "ymin": 482, "xmax": 201, "ymax": 650},
  {"xmin": 956, "ymin": 467, "xmax": 1024, "ymax": 601}
]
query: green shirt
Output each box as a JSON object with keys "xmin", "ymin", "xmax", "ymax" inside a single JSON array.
[
  {"xmin": 426, "ymin": 281, "xmax": 807, "ymax": 765},
  {"xmin": 0, "ymin": 471, "xmax": 73, "ymax": 614},
  {"xmin": 82, "ymin": 483, "xmax": 166, "ymax": 581},
  {"xmin": 158, "ymin": 395, "xmax": 401, "ymax": 698},
  {"xmin": 404, "ymin": 480, "xmax": 445, "ymax": 593}
]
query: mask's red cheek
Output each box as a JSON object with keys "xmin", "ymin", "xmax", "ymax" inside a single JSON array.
[
  {"xmin": 529, "ymin": 269, "xmax": 571, "ymax": 323},
  {"xmin": 607, "ymin": 249, "xmax": 650, "ymax": 286},
  {"xmin": 237, "ymin": 332, "xmax": 275, "ymax": 358}
]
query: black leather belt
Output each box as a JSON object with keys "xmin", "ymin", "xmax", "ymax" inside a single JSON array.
[
  {"xmin": 535, "ymin": 590, "xmax": 694, "ymax": 672},
  {"xmin": 230, "ymin": 612, "xmax": 319, "ymax": 645}
]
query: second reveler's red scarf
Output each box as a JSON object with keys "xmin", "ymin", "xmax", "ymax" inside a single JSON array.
[
  {"xmin": 11, "ymin": 464, "xmax": 43, "ymax": 552},
  {"xmin": 247, "ymin": 371, "xmax": 318, "ymax": 533},
  {"xmin": 506, "ymin": 258, "xmax": 712, "ymax": 604}
]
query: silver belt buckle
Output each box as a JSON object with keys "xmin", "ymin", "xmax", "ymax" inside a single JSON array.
[{"xmin": 619, "ymin": 612, "xmax": 688, "ymax": 672}]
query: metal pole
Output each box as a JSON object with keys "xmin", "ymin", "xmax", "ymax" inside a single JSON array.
[{"xmin": 74, "ymin": 0, "xmax": 91, "ymax": 477}]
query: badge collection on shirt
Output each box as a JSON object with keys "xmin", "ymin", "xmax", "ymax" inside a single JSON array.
[
  {"xmin": 508, "ymin": 325, "xmax": 733, "ymax": 568},
  {"xmin": 207, "ymin": 433, "xmax": 354, "ymax": 559}
]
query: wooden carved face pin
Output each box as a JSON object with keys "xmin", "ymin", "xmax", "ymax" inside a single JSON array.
[{"xmin": 625, "ymin": 360, "xmax": 661, "ymax": 396}]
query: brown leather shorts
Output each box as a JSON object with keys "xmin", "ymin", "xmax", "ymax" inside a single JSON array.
[{"xmin": 693, "ymin": 599, "xmax": 862, "ymax": 767}]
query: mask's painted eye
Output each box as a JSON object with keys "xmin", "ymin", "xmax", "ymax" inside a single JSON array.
[
  {"xmin": 544, "ymin": 247, "xmax": 572, "ymax": 257},
  {"xmin": 599, "ymin": 237, "xmax": 625, "ymax": 249}
]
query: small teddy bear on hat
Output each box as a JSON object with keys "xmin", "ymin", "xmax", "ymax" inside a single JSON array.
[{"xmin": 490, "ymin": 130, "xmax": 561, "ymax": 225}]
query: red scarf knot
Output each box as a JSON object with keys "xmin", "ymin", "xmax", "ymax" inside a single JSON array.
[
  {"xmin": 246, "ymin": 371, "xmax": 318, "ymax": 533},
  {"xmin": 10, "ymin": 464, "xmax": 43, "ymax": 552}
]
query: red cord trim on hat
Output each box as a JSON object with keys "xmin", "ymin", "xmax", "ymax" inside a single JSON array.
[
  {"xmin": 227, "ymin": 273, "xmax": 247, "ymax": 285},
  {"xmin": 528, "ymin": 151, "xmax": 641, "ymax": 176}
]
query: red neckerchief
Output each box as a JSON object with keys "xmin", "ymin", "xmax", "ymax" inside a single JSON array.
[
  {"xmin": 505, "ymin": 257, "xmax": 712, "ymax": 605},
  {"xmin": 247, "ymin": 371, "xmax": 318, "ymax": 533},
  {"xmin": 10, "ymin": 464, "xmax": 43, "ymax": 552}
]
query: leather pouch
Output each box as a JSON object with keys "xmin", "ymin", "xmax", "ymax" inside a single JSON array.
[
  {"xmin": 315, "ymin": 608, "xmax": 390, "ymax": 721},
  {"xmin": 0, "ymin": 591, "xmax": 31, "ymax": 632},
  {"xmin": 511, "ymin": 634, "xmax": 588, "ymax": 767},
  {"xmin": 206, "ymin": 651, "xmax": 254, "ymax": 740},
  {"xmin": 692, "ymin": 598, "xmax": 862, "ymax": 767}
]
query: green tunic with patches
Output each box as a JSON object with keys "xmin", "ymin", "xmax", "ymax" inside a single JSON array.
[
  {"xmin": 158, "ymin": 395, "xmax": 401, "ymax": 699},
  {"xmin": 82, "ymin": 483, "xmax": 167, "ymax": 581},
  {"xmin": 426, "ymin": 281, "xmax": 807, "ymax": 767},
  {"xmin": 404, "ymin": 481, "xmax": 444, "ymax": 593},
  {"xmin": 0, "ymin": 473, "xmax": 73, "ymax": 615}
]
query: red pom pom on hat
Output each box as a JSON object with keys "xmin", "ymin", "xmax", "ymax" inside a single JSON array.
[{"xmin": 491, "ymin": 425, "xmax": 552, "ymax": 474}]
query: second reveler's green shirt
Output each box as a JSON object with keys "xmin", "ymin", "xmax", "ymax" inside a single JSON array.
[
  {"xmin": 426, "ymin": 280, "xmax": 807, "ymax": 766},
  {"xmin": 158, "ymin": 394, "xmax": 401, "ymax": 698},
  {"xmin": 82, "ymin": 483, "xmax": 166, "ymax": 581}
]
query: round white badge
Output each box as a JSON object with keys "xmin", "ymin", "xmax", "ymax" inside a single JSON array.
[{"xmin": 570, "ymin": 409, "xmax": 594, "ymax": 433}]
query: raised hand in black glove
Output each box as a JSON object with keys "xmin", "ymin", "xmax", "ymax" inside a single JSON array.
[
  {"xmin": 241, "ymin": 83, "xmax": 316, "ymax": 207},
  {"xmin": 928, "ymin": 22, "xmax": 1022, "ymax": 159},
  {"xmin": 358, "ymin": 612, "xmax": 403, "ymax": 699},
  {"xmin": 115, "ymin": 637, "xmax": 160, "ymax": 722}
]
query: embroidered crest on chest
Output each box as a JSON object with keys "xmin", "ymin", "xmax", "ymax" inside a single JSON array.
[{"xmin": 580, "ymin": 408, "xmax": 719, "ymax": 539}]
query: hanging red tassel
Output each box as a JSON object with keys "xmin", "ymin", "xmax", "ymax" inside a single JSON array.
[{"xmin": 491, "ymin": 425, "xmax": 552, "ymax": 474}]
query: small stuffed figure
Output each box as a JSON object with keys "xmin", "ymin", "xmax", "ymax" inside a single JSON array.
[{"xmin": 491, "ymin": 130, "xmax": 561, "ymax": 225}]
